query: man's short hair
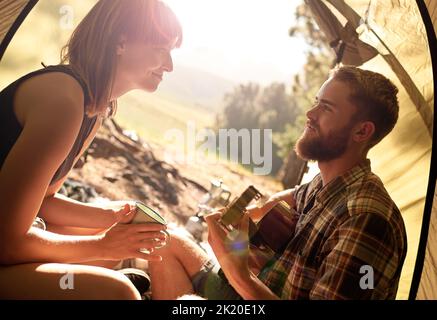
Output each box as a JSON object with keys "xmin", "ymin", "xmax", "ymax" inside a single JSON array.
[{"xmin": 330, "ymin": 65, "xmax": 399, "ymax": 148}]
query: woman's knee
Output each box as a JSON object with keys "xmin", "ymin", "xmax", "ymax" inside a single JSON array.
[
  {"xmin": 166, "ymin": 228, "xmax": 198, "ymax": 251},
  {"xmin": 153, "ymin": 228, "xmax": 209, "ymax": 274},
  {"xmin": 0, "ymin": 263, "xmax": 141, "ymax": 300},
  {"xmin": 75, "ymin": 267, "xmax": 141, "ymax": 300},
  {"xmin": 154, "ymin": 231, "xmax": 191, "ymax": 264},
  {"xmin": 100, "ymin": 276, "xmax": 140, "ymax": 300}
]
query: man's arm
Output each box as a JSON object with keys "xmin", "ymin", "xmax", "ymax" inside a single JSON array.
[
  {"xmin": 227, "ymin": 270, "xmax": 280, "ymax": 300},
  {"xmin": 205, "ymin": 213, "xmax": 280, "ymax": 300}
]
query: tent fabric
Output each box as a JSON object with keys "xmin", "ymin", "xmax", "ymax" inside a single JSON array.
[
  {"xmin": 306, "ymin": 0, "xmax": 434, "ymax": 299},
  {"xmin": 417, "ymin": 183, "xmax": 437, "ymax": 299},
  {"xmin": 0, "ymin": 0, "xmax": 37, "ymax": 61},
  {"xmin": 0, "ymin": 0, "xmax": 28, "ymax": 43},
  {"xmin": 324, "ymin": 0, "xmax": 433, "ymax": 136},
  {"xmin": 304, "ymin": 0, "xmax": 378, "ymax": 65},
  {"xmin": 416, "ymin": 0, "xmax": 437, "ymax": 301},
  {"xmin": 424, "ymin": 0, "xmax": 437, "ymax": 35}
]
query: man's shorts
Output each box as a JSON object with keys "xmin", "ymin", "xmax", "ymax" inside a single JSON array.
[{"xmin": 191, "ymin": 259, "xmax": 243, "ymax": 300}]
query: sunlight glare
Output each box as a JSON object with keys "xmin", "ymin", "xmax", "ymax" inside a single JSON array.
[{"xmin": 164, "ymin": 0, "xmax": 307, "ymax": 85}]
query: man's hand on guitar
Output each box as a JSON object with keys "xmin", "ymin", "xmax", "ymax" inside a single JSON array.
[
  {"xmin": 247, "ymin": 188, "xmax": 296, "ymax": 222},
  {"xmin": 205, "ymin": 210, "xmax": 252, "ymax": 285}
]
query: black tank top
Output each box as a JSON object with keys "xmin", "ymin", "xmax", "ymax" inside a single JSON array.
[{"xmin": 0, "ymin": 65, "xmax": 98, "ymax": 185}]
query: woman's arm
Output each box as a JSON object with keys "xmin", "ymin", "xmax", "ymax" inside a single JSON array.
[
  {"xmin": 38, "ymin": 194, "xmax": 135, "ymax": 229},
  {"xmin": 0, "ymin": 73, "xmax": 84, "ymax": 237},
  {"xmin": 0, "ymin": 73, "xmax": 159, "ymax": 265},
  {"xmin": 1, "ymin": 223, "xmax": 167, "ymax": 265}
]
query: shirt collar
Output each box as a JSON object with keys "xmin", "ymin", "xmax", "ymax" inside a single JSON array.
[{"xmin": 311, "ymin": 159, "xmax": 372, "ymax": 206}]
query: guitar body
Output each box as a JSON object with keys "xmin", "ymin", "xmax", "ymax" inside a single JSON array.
[{"xmin": 249, "ymin": 201, "xmax": 299, "ymax": 274}]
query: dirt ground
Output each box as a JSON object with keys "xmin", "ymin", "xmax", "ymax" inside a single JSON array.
[{"xmin": 69, "ymin": 119, "xmax": 283, "ymax": 226}]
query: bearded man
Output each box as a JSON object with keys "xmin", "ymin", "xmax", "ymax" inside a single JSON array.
[{"xmin": 149, "ymin": 66, "xmax": 407, "ymax": 300}]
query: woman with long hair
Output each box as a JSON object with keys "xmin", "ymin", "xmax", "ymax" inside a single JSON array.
[{"xmin": 0, "ymin": 0, "xmax": 182, "ymax": 299}]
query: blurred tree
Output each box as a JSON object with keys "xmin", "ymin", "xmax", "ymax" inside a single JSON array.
[
  {"xmin": 288, "ymin": 2, "xmax": 331, "ymax": 51},
  {"xmin": 257, "ymin": 83, "xmax": 298, "ymax": 130},
  {"xmin": 216, "ymin": 82, "xmax": 298, "ymax": 175},
  {"xmin": 217, "ymin": 83, "xmax": 261, "ymax": 130}
]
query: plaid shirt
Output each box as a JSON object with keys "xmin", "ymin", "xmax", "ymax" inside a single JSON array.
[{"xmin": 257, "ymin": 159, "xmax": 407, "ymax": 299}]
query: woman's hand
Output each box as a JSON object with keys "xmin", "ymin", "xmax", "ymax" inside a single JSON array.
[
  {"xmin": 38, "ymin": 196, "xmax": 139, "ymax": 230},
  {"xmin": 100, "ymin": 201, "xmax": 137, "ymax": 226},
  {"xmin": 98, "ymin": 223, "xmax": 168, "ymax": 261}
]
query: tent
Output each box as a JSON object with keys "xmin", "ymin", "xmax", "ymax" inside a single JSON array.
[{"xmin": 0, "ymin": 0, "xmax": 435, "ymax": 300}]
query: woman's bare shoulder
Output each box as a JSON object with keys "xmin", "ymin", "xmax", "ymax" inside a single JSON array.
[{"xmin": 14, "ymin": 71, "xmax": 86, "ymax": 126}]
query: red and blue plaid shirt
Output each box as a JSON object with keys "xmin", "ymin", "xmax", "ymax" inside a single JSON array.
[{"xmin": 258, "ymin": 159, "xmax": 407, "ymax": 299}]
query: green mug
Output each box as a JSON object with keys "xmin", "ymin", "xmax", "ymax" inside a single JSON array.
[{"xmin": 133, "ymin": 202, "xmax": 169, "ymax": 251}]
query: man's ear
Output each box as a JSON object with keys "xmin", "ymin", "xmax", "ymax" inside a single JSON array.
[
  {"xmin": 353, "ymin": 121, "xmax": 375, "ymax": 143},
  {"xmin": 116, "ymin": 35, "xmax": 127, "ymax": 56}
]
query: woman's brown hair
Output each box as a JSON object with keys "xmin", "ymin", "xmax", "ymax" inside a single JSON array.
[{"xmin": 61, "ymin": 0, "xmax": 182, "ymax": 117}]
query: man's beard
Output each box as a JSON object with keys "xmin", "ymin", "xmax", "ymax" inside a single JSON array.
[{"xmin": 295, "ymin": 124, "xmax": 353, "ymax": 162}]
